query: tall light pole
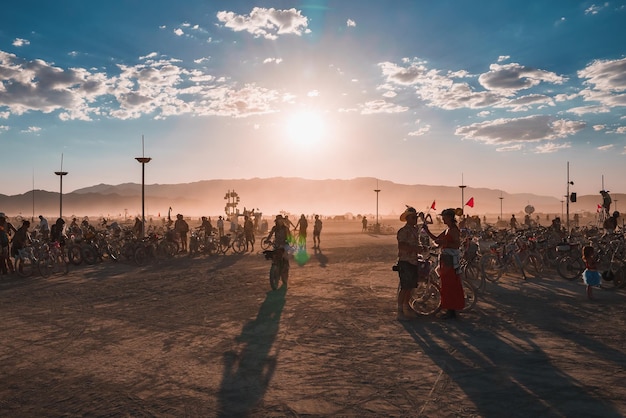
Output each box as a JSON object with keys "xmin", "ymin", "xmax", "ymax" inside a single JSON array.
[
  {"xmin": 54, "ymin": 154, "xmax": 68, "ymax": 219},
  {"xmin": 566, "ymin": 161, "xmax": 573, "ymax": 231},
  {"xmin": 459, "ymin": 173, "xmax": 467, "ymax": 215},
  {"xmin": 499, "ymin": 192, "xmax": 503, "ymax": 221},
  {"xmin": 374, "ymin": 180, "xmax": 381, "ymax": 234},
  {"xmin": 135, "ymin": 135, "xmax": 151, "ymax": 238}
]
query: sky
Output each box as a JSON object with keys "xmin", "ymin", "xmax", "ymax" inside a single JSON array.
[{"xmin": 1, "ymin": 0, "xmax": 625, "ymax": 200}]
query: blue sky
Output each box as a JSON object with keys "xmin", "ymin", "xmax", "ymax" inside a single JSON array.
[{"xmin": 1, "ymin": 0, "xmax": 625, "ymax": 199}]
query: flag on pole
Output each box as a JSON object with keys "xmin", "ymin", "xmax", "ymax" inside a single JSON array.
[
  {"xmin": 465, "ymin": 197, "xmax": 474, "ymax": 208},
  {"xmin": 430, "ymin": 200, "xmax": 436, "ymax": 210}
]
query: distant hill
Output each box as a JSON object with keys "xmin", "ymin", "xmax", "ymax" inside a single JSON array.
[{"xmin": 0, "ymin": 177, "xmax": 622, "ymax": 219}]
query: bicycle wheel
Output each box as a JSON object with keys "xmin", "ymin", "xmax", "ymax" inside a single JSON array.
[
  {"xmin": 230, "ymin": 236, "xmax": 245, "ymax": 254},
  {"xmin": 54, "ymin": 254, "xmax": 69, "ymax": 275},
  {"xmin": 134, "ymin": 246, "xmax": 147, "ymax": 266},
  {"xmin": 556, "ymin": 254, "xmax": 585, "ymax": 281},
  {"xmin": 613, "ymin": 267, "xmax": 626, "ymax": 289},
  {"xmin": 462, "ymin": 261, "xmax": 484, "ymax": 292},
  {"xmin": 38, "ymin": 256, "xmax": 52, "ymax": 278},
  {"xmin": 523, "ymin": 253, "xmax": 544, "ymax": 279},
  {"xmin": 16, "ymin": 257, "xmax": 35, "ymax": 278},
  {"xmin": 67, "ymin": 244, "xmax": 83, "ymax": 265},
  {"xmin": 261, "ymin": 239, "xmax": 272, "ymax": 251},
  {"xmin": 81, "ymin": 245, "xmax": 98, "ymax": 265},
  {"xmin": 269, "ymin": 264, "xmax": 281, "ymax": 290},
  {"xmin": 409, "ymin": 271, "xmax": 441, "ymax": 316},
  {"xmin": 480, "ymin": 253, "xmax": 501, "ymax": 283},
  {"xmin": 459, "ymin": 278, "xmax": 477, "ymax": 312},
  {"xmin": 157, "ymin": 241, "xmax": 177, "ymax": 259}
]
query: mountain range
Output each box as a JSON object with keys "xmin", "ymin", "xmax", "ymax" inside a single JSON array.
[{"xmin": 0, "ymin": 177, "xmax": 621, "ymax": 220}]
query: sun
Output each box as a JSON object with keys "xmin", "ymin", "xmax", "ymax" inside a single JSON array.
[{"xmin": 284, "ymin": 110, "xmax": 326, "ymax": 148}]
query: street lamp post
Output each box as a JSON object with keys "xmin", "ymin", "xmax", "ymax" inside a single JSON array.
[
  {"xmin": 54, "ymin": 154, "xmax": 68, "ymax": 219},
  {"xmin": 459, "ymin": 174, "xmax": 467, "ymax": 215},
  {"xmin": 374, "ymin": 182, "xmax": 381, "ymax": 234},
  {"xmin": 566, "ymin": 161, "xmax": 574, "ymax": 231},
  {"xmin": 135, "ymin": 136, "xmax": 151, "ymax": 239}
]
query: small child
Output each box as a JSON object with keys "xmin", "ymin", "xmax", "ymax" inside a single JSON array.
[{"xmin": 582, "ymin": 245, "xmax": 601, "ymax": 300}]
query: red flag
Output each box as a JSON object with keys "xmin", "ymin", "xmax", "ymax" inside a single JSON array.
[
  {"xmin": 465, "ymin": 197, "xmax": 474, "ymax": 208},
  {"xmin": 430, "ymin": 200, "xmax": 436, "ymax": 210},
  {"xmin": 597, "ymin": 204, "xmax": 602, "ymax": 212}
]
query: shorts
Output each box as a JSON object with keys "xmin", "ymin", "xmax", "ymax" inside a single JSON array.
[
  {"xmin": 398, "ymin": 260, "xmax": 419, "ymax": 290},
  {"xmin": 582, "ymin": 269, "xmax": 601, "ymax": 286}
]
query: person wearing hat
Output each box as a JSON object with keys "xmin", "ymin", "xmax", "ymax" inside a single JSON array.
[
  {"xmin": 423, "ymin": 208, "xmax": 465, "ymax": 319},
  {"xmin": 396, "ymin": 206, "xmax": 428, "ymax": 320}
]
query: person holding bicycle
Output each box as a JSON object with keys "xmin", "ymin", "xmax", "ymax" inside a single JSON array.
[
  {"xmin": 396, "ymin": 207, "xmax": 427, "ymax": 321},
  {"xmin": 265, "ymin": 215, "xmax": 291, "ymax": 274},
  {"xmin": 423, "ymin": 208, "xmax": 465, "ymax": 319}
]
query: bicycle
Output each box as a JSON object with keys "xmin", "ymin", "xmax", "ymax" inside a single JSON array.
[
  {"xmin": 395, "ymin": 252, "xmax": 477, "ymax": 316},
  {"xmin": 15, "ymin": 244, "xmax": 40, "ymax": 278},
  {"xmin": 38, "ymin": 241, "xmax": 69, "ymax": 277},
  {"xmin": 480, "ymin": 238, "xmax": 528, "ymax": 282},
  {"xmin": 263, "ymin": 247, "xmax": 289, "ymax": 290}
]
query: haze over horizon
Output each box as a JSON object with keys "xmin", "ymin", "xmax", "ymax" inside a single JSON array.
[{"xmin": 1, "ymin": 1, "xmax": 625, "ymax": 198}]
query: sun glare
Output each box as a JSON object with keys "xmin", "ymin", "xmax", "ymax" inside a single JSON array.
[{"xmin": 284, "ymin": 111, "xmax": 326, "ymax": 148}]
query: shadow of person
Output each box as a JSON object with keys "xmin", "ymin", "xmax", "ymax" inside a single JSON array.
[
  {"xmin": 218, "ymin": 286, "xmax": 286, "ymax": 417},
  {"xmin": 314, "ymin": 247, "xmax": 328, "ymax": 267}
]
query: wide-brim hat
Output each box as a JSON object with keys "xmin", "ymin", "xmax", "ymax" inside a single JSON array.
[
  {"xmin": 441, "ymin": 208, "xmax": 457, "ymax": 218},
  {"xmin": 400, "ymin": 206, "xmax": 417, "ymax": 222}
]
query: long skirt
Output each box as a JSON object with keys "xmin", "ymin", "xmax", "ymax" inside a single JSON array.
[{"xmin": 439, "ymin": 264, "xmax": 465, "ymax": 310}]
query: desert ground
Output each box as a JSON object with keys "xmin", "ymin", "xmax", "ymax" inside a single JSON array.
[{"xmin": 1, "ymin": 220, "xmax": 625, "ymax": 417}]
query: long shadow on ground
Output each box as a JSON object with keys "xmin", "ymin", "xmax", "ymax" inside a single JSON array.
[
  {"xmin": 400, "ymin": 278, "xmax": 624, "ymax": 417},
  {"xmin": 218, "ymin": 285, "xmax": 286, "ymax": 417}
]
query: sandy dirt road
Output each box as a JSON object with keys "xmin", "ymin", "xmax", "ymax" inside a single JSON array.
[{"xmin": 1, "ymin": 221, "xmax": 625, "ymax": 417}]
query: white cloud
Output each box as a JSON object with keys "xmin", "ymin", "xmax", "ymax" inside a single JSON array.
[
  {"xmin": 585, "ymin": 3, "xmax": 608, "ymax": 15},
  {"xmin": 12, "ymin": 38, "xmax": 30, "ymax": 47},
  {"xmin": 360, "ymin": 100, "xmax": 408, "ymax": 114},
  {"xmin": 0, "ymin": 49, "xmax": 283, "ymax": 121},
  {"xmin": 593, "ymin": 124, "xmax": 606, "ymax": 131},
  {"xmin": 174, "ymin": 28, "xmax": 184, "ymax": 36},
  {"xmin": 22, "ymin": 126, "xmax": 41, "ymax": 133},
  {"xmin": 379, "ymin": 59, "xmax": 565, "ymax": 111},
  {"xmin": 597, "ymin": 144, "xmax": 614, "ymax": 150},
  {"xmin": 534, "ymin": 142, "xmax": 571, "ymax": 153},
  {"xmin": 347, "ymin": 19, "xmax": 356, "ymax": 27},
  {"xmin": 497, "ymin": 55, "xmax": 510, "ymax": 62},
  {"xmin": 408, "ymin": 124, "xmax": 431, "ymax": 136},
  {"xmin": 478, "ymin": 63, "xmax": 567, "ymax": 93},
  {"xmin": 455, "ymin": 115, "xmax": 585, "ymax": 145},
  {"xmin": 578, "ymin": 57, "xmax": 626, "ymax": 92},
  {"xmin": 217, "ymin": 7, "xmax": 309, "ymax": 40},
  {"xmin": 263, "ymin": 57, "xmax": 283, "ymax": 64}
]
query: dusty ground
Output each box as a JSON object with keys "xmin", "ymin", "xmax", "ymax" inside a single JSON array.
[{"xmin": 1, "ymin": 221, "xmax": 625, "ymax": 417}]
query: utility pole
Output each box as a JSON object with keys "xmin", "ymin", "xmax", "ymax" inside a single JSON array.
[
  {"xmin": 54, "ymin": 154, "xmax": 68, "ymax": 219},
  {"xmin": 459, "ymin": 173, "xmax": 467, "ymax": 215},
  {"xmin": 374, "ymin": 180, "xmax": 381, "ymax": 234},
  {"xmin": 135, "ymin": 135, "xmax": 151, "ymax": 238}
]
